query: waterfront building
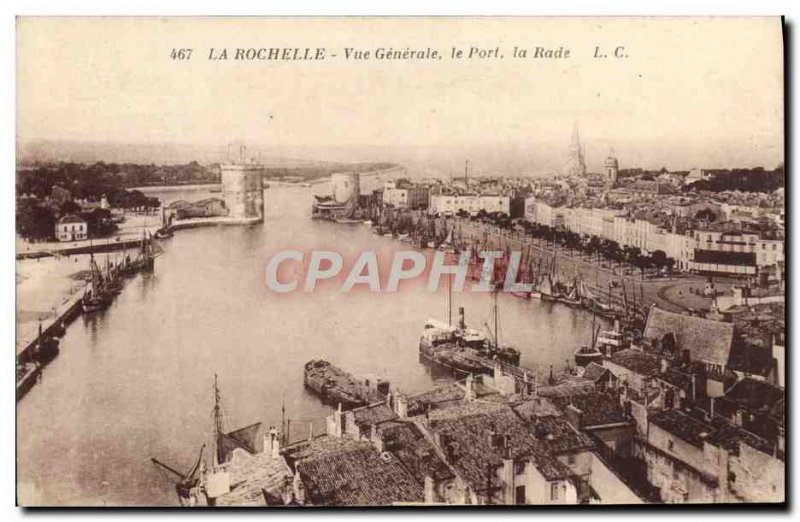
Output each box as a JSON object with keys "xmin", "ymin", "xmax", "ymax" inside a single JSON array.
[
  {"xmin": 55, "ymin": 214, "xmax": 88, "ymax": 242},
  {"xmin": 382, "ymin": 179, "xmax": 429, "ymax": 209},
  {"xmin": 167, "ymin": 198, "xmax": 228, "ymax": 220},
  {"xmin": 429, "ymin": 194, "xmax": 510, "ymax": 217},
  {"xmin": 220, "ymin": 162, "xmax": 265, "ymax": 222}
]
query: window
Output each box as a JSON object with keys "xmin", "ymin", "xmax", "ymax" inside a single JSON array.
[
  {"xmin": 515, "ymin": 485, "xmax": 526, "ymax": 505},
  {"xmin": 550, "ymin": 482, "xmax": 559, "ymax": 501},
  {"xmin": 567, "ymin": 454, "xmax": 576, "ymax": 465},
  {"xmin": 667, "ymin": 440, "xmax": 675, "ymax": 452}
]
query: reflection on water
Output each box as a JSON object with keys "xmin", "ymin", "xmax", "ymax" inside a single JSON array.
[{"xmin": 17, "ymin": 182, "xmax": 599, "ymax": 506}]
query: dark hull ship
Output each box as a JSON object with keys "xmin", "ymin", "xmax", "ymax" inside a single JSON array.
[
  {"xmin": 574, "ymin": 312, "xmax": 603, "ymax": 367},
  {"xmin": 303, "ymin": 359, "xmax": 390, "ymax": 410},
  {"xmin": 419, "ymin": 282, "xmax": 522, "ymax": 377}
]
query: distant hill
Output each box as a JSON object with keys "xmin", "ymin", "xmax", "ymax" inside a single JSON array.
[{"xmin": 17, "ymin": 140, "xmax": 336, "ymax": 168}]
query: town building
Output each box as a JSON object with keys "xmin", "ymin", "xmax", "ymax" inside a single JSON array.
[
  {"xmin": 382, "ymin": 179, "xmax": 429, "ymax": 209},
  {"xmin": 430, "ymin": 194, "xmax": 511, "ymax": 217},
  {"xmin": 55, "ymin": 214, "xmax": 88, "ymax": 242}
]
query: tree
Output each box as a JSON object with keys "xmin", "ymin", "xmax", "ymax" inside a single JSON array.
[
  {"xmin": 650, "ymin": 250, "xmax": 668, "ymax": 272},
  {"xmin": 60, "ymin": 200, "xmax": 81, "ymax": 215},
  {"xmin": 17, "ymin": 202, "xmax": 56, "ymax": 241}
]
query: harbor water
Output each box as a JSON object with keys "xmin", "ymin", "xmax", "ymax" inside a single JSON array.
[{"xmin": 16, "ymin": 181, "xmax": 600, "ymax": 506}]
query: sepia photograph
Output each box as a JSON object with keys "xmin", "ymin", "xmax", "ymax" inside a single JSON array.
[{"xmin": 14, "ymin": 16, "xmax": 786, "ymax": 507}]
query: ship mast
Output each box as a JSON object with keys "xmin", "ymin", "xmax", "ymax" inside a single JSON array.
[
  {"xmin": 212, "ymin": 374, "xmax": 223, "ymax": 467},
  {"xmin": 448, "ymin": 274, "xmax": 452, "ymax": 326},
  {"xmin": 493, "ymin": 288, "xmax": 499, "ymax": 349}
]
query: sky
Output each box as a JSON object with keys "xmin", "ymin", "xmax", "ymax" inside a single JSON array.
[{"xmin": 16, "ymin": 17, "xmax": 784, "ymax": 171}]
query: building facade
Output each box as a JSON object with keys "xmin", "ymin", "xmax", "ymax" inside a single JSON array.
[{"xmin": 55, "ymin": 214, "xmax": 88, "ymax": 242}]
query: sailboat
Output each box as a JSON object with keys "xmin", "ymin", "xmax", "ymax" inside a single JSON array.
[
  {"xmin": 151, "ymin": 445, "xmax": 206, "ymax": 507},
  {"xmin": 558, "ymin": 274, "xmax": 582, "ymax": 307},
  {"xmin": 119, "ymin": 230, "xmax": 164, "ymax": 276},
  {"xmin": 574, "ymin": 312, "xmax": 603, "ymax": 367},
  {"xmin": 151, "ymin": 375, "xmax": 232, "ymax": 506},
  {"xmin": 483, "ymin": 289, "xmax": 521, "ymax": 366},
  {"xmin": 104, "ymin": 254, "xmax": 124, "ymax": 295},
  {"xmin": 82, "ymin": 253, "xmax": 113, "ymax": 313}
]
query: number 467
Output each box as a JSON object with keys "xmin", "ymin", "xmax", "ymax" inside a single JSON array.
[{"xmin": 170, "ymin": 48, "xmax": 193, "ymax": 60}]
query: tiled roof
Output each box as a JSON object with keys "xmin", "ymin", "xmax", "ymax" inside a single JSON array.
[
  {"xmin": 57, "ymin": 214, "xmax": 86, "ymax": 224},
  {"xmin": 533, "ymin": 453, "xmax": 574, "ymax": 481},
  {"xmin": 643, "ymin": 307, "xmax": 734, "ymax": 367},
  {"xmin": 530, "ymin": 414, "xmax": 595, "ymax": 454},
  {"xmin": 582, "ymin": 362, "xmax": 610, "ymax": 382},
  {"xmin": 352, "ymin": 404, "xmax": 397, "ymax": 431},
  {"xmin": 606, "ymin": 348, "xmax": 663, "ymax": 377},
  {"xmin": 726, "ymin": 342, "xmax": 775, "ymax": 377},
  {"xmin": 380, "ymin": 421, "xmax": 454, "ymax": 483},
  {"xmin": 649, "ymin": 410, "xmax": 714, "ymax": 449},
  {"xmin": 707, "ymin": 417, "xmax": 775, "ymax": 457},
  {"xmin": 427, "ymin": 402, "xmax": 591, "ymax": 491},
  {"xmin": 650, "ymin": 408, "xmax": 777, "ymax": 458},
  {"xmin": 512, "ymin": 397, "xmax": 562, "ymax": 420},
  {"xmin": 537, "ymin": 379, "xmax": 596, "ymax": 398},
  {"xmin": 407, "ymin": 383, "xmax": 465, "ymax": 416},
  {"xmin": 427, "ymin": 407, "xmax": 538, "ymax": 491},
  {"xmin": 658, "ymin": 368, "xmax": 695, "ymax": 391},
  {"xmin": 721, "ymin": 378, "xmax": 784, "ymax": 425},
  {"xmin": 290, "ymin": 436, "xmax": 423, "ymax": 506},
  {"xmin": 550, "ymin": 393, "xmax": 628, "ymax": 428}
]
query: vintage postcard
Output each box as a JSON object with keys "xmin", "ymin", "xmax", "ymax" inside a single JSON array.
[{"xmin": 15, "ymin": 17, "xmax": 785, "ymax": 507}]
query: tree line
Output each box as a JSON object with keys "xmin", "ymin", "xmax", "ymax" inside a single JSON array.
[{"xmin": 519, "ymin": 222, "xmax": 676, "ymax": 277}]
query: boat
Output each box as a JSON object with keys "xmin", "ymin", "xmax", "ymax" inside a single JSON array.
[
  {"xmin": 82, "ymin": 254, "xmax": 113, "ymax": 313},
  {"xmin": 558, "ymin": 279, "xmax": 582, "ymax": 307},
  {"xmin": 118, "ymin": 230, "xmax": 164, "ymax": 276},
  {"xmin": 595, "ymin": 322, "xmax": 629, "ymax": 357},
  {"xmin": 151, "ymin": 375, "xmax": 244, "ymax": 506},
  {"xmin": 574, "ymin": 313, "xmax": 603, "ymax": 367},
  {"xmin": 419, "ymin": 283, "xmax": 521, "ymax": 375},
  {"xmin": 16, "ymin": 362, "xmax": 41, "ymax": 401},
  {"xmin": 484, "ymin": 289, "xmax": 521, "ymax": 366},
  {"xmin": 104, "ymin": 256, "xmax": 124, "ymax": 295},
  {"xmin": 303, "ymin": 359, "xmax": 389, "ymax": 409},
  {"xmin": 335, "ymin": 218, "xmax": 362, "ymax": 225},
  {"xmin": 154, "ymin": 226, "xmax": 174, "ymax": 239}
]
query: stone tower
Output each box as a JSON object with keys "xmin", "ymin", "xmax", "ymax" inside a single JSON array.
[
  {"xmin": 604, "ymin": 149, "xmax": 619, "ymax": 188},
  {"xmin": 220, "ymin": 162, "xmax": 265, "ymax": 222}
]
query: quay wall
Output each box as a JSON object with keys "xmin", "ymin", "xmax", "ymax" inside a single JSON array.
[
  {"xmin": 16, "ymin": 237, "xmax": 150, "ymax": 261},
  {"xmin": 169, "ymin": 216, "xmax": 263, "ymax": 230},
  {"xmin": 17, "ymin": 285, "xmax": 85, "ymax": 360}
]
